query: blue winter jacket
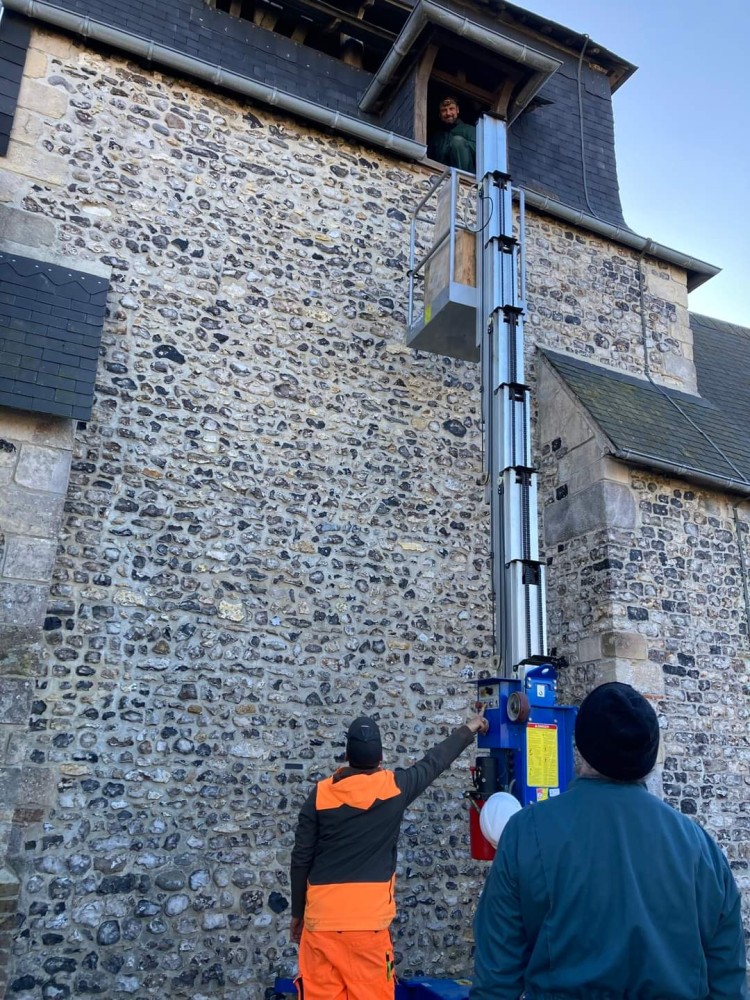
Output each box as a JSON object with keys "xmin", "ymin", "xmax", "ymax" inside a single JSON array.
[{"xmin": 471, "ymin": 777, "xmax": 747, "ymax": 1000}]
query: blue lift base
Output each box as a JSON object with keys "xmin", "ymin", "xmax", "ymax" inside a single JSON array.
[{"xmin": 274, "ymin": 976, "xmax": 470, "ymax": 998}]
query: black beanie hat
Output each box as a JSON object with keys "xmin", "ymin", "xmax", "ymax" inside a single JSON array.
[
  {"xmin": 575, "ymin": 682, "xmax": 659, "ymax": 780},
  {"xmin": 346, "ymin": 717, "xmax": 383, "ymax": 769}
]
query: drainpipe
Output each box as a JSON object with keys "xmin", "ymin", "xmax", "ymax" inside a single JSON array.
[
  {"xmin": 4, "ymin": 0, "xmax": 426, "ymax": 160},
  {"xmin": 733, "ymin": 501, "xmax": 750, "ymax": 643},
  {"xmin": 632, "ymin": 252, "xmax": 750, "ymax": 641},
  {"xmin": 637, "ymin": 238, "xmax": 655, "ymax": 376}
]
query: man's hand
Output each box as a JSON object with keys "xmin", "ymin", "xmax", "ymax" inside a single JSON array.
[
  {"xmin": 466, "ymin": 707, "xmax": 489, "ymax": 735},
  {"xmin": 290, "ymin": 916, "xmax": 303, "ymax": 944}
]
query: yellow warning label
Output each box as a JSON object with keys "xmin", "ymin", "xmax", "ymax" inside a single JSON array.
[
  {"xmin": 526, "ymin": 723, "xmax": 558, "ymax": 788},
  {"xmin": 425, "ymin": 304, "xmax": 432, "ymax": 324}
]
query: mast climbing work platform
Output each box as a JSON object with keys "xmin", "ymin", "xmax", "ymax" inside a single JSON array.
[
  {"xmin": 407, "ymin": 116, "xmax": 546, "ymax": 679},
  {"xmin": 407, "ymin": 167, "xmax": 478, "ymax": 363}
]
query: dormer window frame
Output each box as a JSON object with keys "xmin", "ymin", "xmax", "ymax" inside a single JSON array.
[{"xmin": 359, "ymin": 0, "xmax": 562, "ymax": 135}]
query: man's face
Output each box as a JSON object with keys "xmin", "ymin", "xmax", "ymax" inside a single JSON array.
[{"xmin": 439, "ymin": 101, "xmax": 459, "ymax": 125}]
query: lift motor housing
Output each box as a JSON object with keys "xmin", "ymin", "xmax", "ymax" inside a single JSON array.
[{"xmin": 469, "ymin": 664, "xmax": 577, "ymax": 860}]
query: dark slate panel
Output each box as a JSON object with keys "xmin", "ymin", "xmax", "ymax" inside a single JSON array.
[
  {"xmin": 0, "ymin": 252, "xmax": 109, "ymax": 421},
  {"xmin": 0, "ymin": 11, "xmax": 29, "ymax": 156},
  {"xmin": 0, "ymin": 60, "xmax": 25, "ymax": 85},
  {"xmin": 541, "ymin": 344, "xmax": 750, "ymax": 488},
  {"xmin": 0, "ymin": 39, "xmax": 30, "ymax": 65},
  {"xmin": 510, "ymin": 59, "xmax": 625, "ymax": 226},
  {"xmin": 0, "ymin": 89, "xmax": 23, "ymax": 118},
  {"xmin": 0, "ymin": 13, "xmax": 31, "ymax": 47}
]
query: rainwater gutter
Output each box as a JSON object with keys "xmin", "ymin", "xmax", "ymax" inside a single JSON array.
[
  {"xmin": 521, "ymin": 190, "xmax": 719, "ymax": 291},
  {"xmin": 358, "ymin": 0, "xmax": 562, "ymax": 119},
  {"xmin": 8, "ymin": 1, "xmax": 719, "ymax": 288},
  {"xmin": 609, "ymin": 448, "xmax": 750, "ymax": 499},
  {"xmin": 4, "ymin": 0, "xmax": 426, "ymax": 160}
]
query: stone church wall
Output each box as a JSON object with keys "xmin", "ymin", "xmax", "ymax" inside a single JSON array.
[{"xmin": 0, "ymin": 24, "xmax": 746, "ymax": 999}]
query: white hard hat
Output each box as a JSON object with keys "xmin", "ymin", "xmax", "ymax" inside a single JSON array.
[{"xmin": 479, "ymin": 792, "xmax": 522, "ymax": 848}]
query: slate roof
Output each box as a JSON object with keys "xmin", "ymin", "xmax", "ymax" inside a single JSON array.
[
  {"xmin": 691, "ymin": 312, "xmax": 750, "ymax": 451},
  {"xmin": 10, "ymin": 0, "xmax": 629, "ymax": 227},
  {"xmin": 0, "ymin": 252, "xmax": 109, "ymax": 421},
  {"xmin": 0, "ymin": 12, "xmax": 30, "ymax": 156},
  {"xmin": 541, "ymin": 328, "xmax": 750, "ymax": 492}
]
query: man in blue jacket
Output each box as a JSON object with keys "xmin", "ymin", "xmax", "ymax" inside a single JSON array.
[{"xmin": 472, "ymin": 682, "xmax": 748, "ymax": 999}]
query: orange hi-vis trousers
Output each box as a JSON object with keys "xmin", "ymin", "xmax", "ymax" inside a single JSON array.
[{"xmin": 296, "ymin": 928, "xmax": 396, "ymax": 1000}]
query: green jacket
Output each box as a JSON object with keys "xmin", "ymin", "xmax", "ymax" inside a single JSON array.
[
  {"xmin": 428, "ymin": 120, "xmax": 476, "ymax": 172},
  {"xmin": 472, "ymin": 777, "xmax": 747, "ymax": 999}
]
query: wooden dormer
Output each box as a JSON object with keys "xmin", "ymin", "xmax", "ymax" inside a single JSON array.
[{"xmin": 359, "ymin": 0, "xmax": 561, "ymax": 141}]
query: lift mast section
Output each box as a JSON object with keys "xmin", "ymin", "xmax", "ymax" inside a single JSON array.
[{"xmin": 476, "ymin": 116, "xmax": 547, "ymax": 679}]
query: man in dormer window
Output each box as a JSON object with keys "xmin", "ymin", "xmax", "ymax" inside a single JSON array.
[{"xmin": 428, "ymin": 96, "xmax": 476, "ymax": 173}]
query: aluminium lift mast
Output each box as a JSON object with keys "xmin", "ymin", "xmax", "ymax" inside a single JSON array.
[
  {"xmin": 475, "ymin": 115, "xmax": 546, "ymax": 679},
  {"xmin": 470, "ymin": 117, "xmax": 576, "ymax": 830}
]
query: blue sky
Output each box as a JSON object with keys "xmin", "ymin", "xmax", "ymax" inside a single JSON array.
[{"xmin": 526, "ymin": 0, "xmax": 750, "ymax": 326}]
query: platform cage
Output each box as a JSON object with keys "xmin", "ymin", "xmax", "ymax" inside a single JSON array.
[
  {"xmin": 407, "ymin": 168, "xmax": 479, "ymax": 363},
  {"xmin": 407, "ymin": 168, "xmax": 527, "ymax": 366}
]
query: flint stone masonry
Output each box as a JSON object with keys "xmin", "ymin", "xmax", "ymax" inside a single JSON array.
[
  {"xmin": 0, "ymin": 400, "xmax": 74, "ymax": 953},
  {"xmin": 538, "ymin": 365, "xmax": 750, "ymax": 916},
  {"xmin": 524, "ymin": 217, "xmax": 696, "ymax": 394},
  {"xmin": 0, "ymin": 23, "xmax": 745, "ymax": 999}
]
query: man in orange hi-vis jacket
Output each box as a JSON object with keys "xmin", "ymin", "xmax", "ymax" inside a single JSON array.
[{"xmin": 290, "ymin": 711, "xmax": 489, "ymax": 999}]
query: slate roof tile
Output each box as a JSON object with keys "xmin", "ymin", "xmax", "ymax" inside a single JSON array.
[
  {"xmin": 0, "ymin": 12, "xmax": 28, "ymax": 155},
  {"xmin": 542, "ymin": 322, "xmax": 750, "ymax": 492},
  {"xmin": 0, "ymin": 251, "xmax": 109, "ymax": 421}
]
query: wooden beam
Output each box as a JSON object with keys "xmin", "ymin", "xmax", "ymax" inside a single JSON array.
[
  {"xmin": 272, "ymin": 0, "xmax": 394, "ymax": 43},
  {"xmin": 431, "ymin": 69, "xmax": 495, "ymax": 105},
  {"xmin": 341, "ymin": 34, "xmax": 364, "ymax": 68},
  {"xmin": 491, "ymin": 79, "xmax": 514, "ymax": 118},
  {"xmin": 414, "ymin": 43, "xmax": 439, "ymax": 144},
  {"xmin": 254, "ymin": 2, "xmax": 278, "ymax": 29}
]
